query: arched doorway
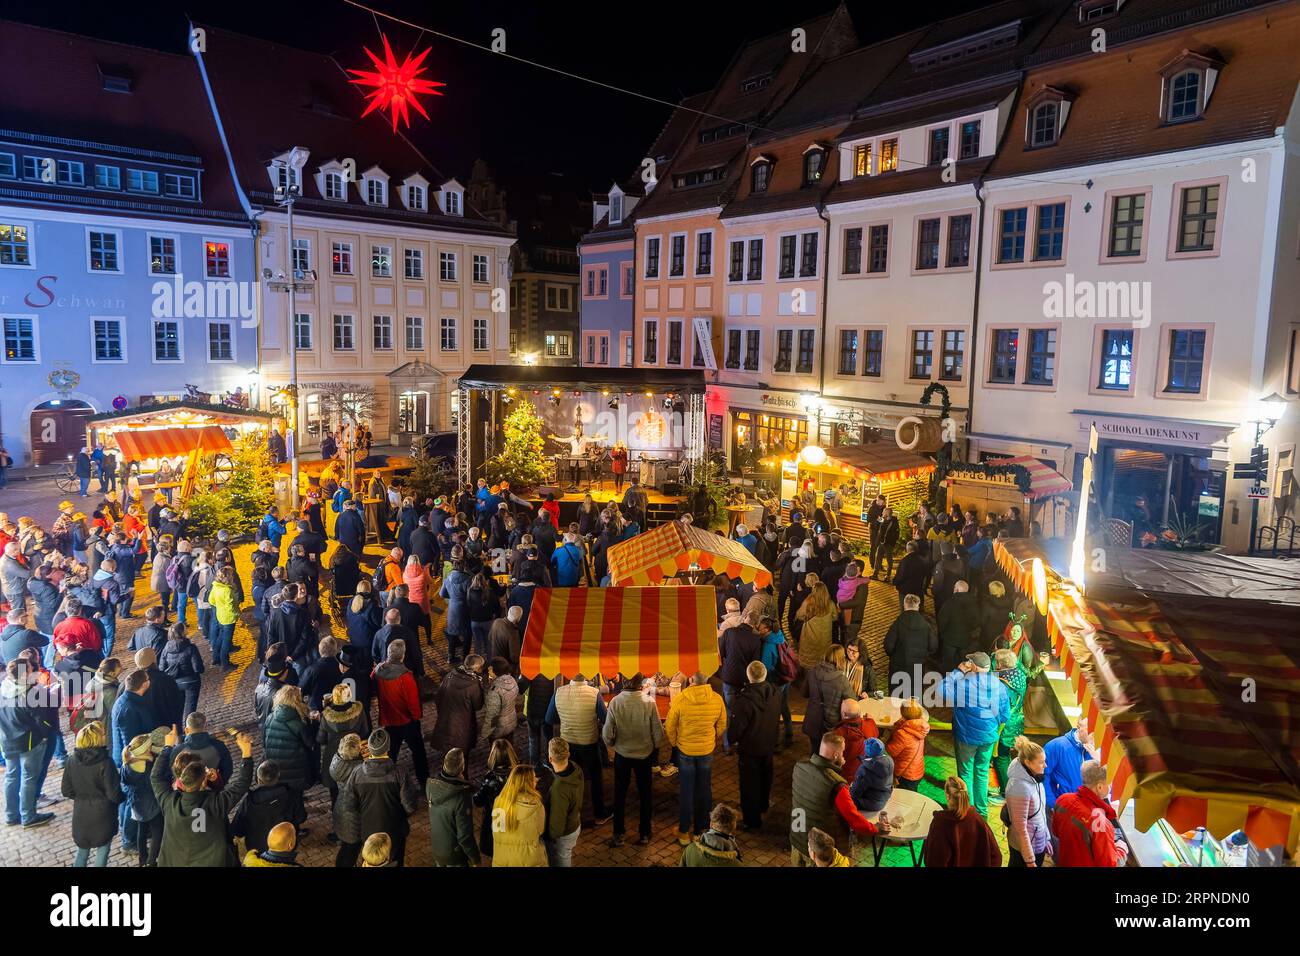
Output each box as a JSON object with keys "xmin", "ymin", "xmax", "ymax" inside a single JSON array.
[{"xmin": 29, "ymin": 399, "xmax": 95, "ymax": 465}]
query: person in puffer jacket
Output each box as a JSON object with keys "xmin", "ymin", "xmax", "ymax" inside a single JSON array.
[
  {"xmin": 884, "ymin": 698, "xmax": 930, "ymax": 790},
  {"xmin": 157, "ymin": 622, "xmax": 204, "ymax": 723},
  {"xmin": 680, "ymin": 803, "xmax": 742, "ymax": 867},
  {"xmin": 849, "ymin": 737, "xmax": 894, "ymax": 812},
  {"xmin": 1005, "ymin": 735, "xmax": 1052, "ymax": 867},
  {"xmin": 328, "ymin": 733, "xmax": 364, "ymax": 866},
  {"xmin": 477, "ymin": 658, "xmax": 519, "ymax": 746},
  {"xmin": 317, "ymin": 682, "xmax": 367, "ymax": 805}
]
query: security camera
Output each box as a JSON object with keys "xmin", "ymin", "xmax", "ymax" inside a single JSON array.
[{"xmin": 262, "ymin": 267, "xmax": 273, "ymax": 280}]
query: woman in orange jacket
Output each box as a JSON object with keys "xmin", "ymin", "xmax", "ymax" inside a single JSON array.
[{"xmin": 885, "ymin": 698, "xmax": 930, "ymax": 791}]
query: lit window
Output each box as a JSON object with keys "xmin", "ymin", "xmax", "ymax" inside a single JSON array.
[
  {"xmin": 149, "ymin": 236, "xmax": 177, "ymax": 275},
  {"xmin": 205, "ymin": 241, "xmax": 230, "ymax": 278}
]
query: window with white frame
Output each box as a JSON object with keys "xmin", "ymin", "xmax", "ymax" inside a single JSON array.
[
  {"xmin": 796, "ymin": 329, "xmax": 815, "ymax": 374},
  {"xmin": 598, "ymin": 267, "xmax": 607, "ymax": 296},
  {"xmin": 0, "ymin": 153, "xmax": 13, "ymax": 178},
  {"xmin": 127, "ymin": 168, "xmax": 159, "ymax": 193},
  {"xmin": 842, "ymin": 228, "xmax": 863, "ymax": 274},
  {"xmin": 439, "ymin": 251, "xmax": 458, "ymax": 282},
  {"xmin": 323, "ymin": 171, "xmax": 345, "ymax": 200},
  {"xmin": 442, "ymin": 189, "xmax": 460, "ymax": 215},
  {"xmin": 332, "ymin": 313, "xmax": 355, "ymax": 351},
  {"xmin": 208, "ymin": 321, "xmax": 234, "ymax": 362},
  {"xmin": 666, "ymin": 319, "xmax": 684, "ymax": 365},
  {"xmin": 373, "ymin": 314, "xmax": 393, "ymax": 350},
  {"xmin": 163, "ymin": 173, "xmax": 196, "ymax": 199},
  {"xmin": 644, "ymin": 237, "xmax": 660, "ymax": 278},
  {"xmin": 22, "ymin": 156, "xmax": 49, "ymax": 182},
  {"xmin": 153, "ymin": 319, "xmax": 181, "ymax": 362},
  {"xmin": 292, "ymin": 238, "xmax": 311, "ymax": 275},
  {"xmin": 294, "ymin": 313, "xmax": 313, "ymax": 350},
  {"xmin": 940, "ymin": 329, "xmax": 966, "ymax": 380},
  {"xmin": 405, "ymin": 315, "xmax": 424, "ymax": 351},
  {"xmin": 94, "ymin": 164, "xmax": 120, "ymax": 189},
  {"xmin": 545, "ymin": 332, "xmax": 571, "ymax": 357},
  {"xmin": 696, "ymin": 232, "xmax": 713, "ymax": 276},
  {"xmin": 372, "ymin": 245, "xmax": 393, "ymax": 278},
  {"xmin": 92, "ymin": 317, "xmax": 125, "ymax": 362},
  {"xmin": 959, "ymin": 120, "xmax": 982, "ymax": 159},
  {"xmin": 1097, "ymin": 328, "xmax": 1133, "ymax": 390},
  {"xmin": 472, "ymin": 254, "xmax": 489, "ymax": 284},
  {"xmin": 205, "ymin": 240, "xmax": 230, "ymax": 278},
  {"xmin": 862, "ymin": 329, "xmax": 884, "ymax": 377},
  {"xmin": 996, "ymin": 201, "xmax": 1067, "ymax": 264},
  {"xmin": 58, "ymin": 160, "xmax": 85, "ymax": 186},
  {"xmin": 149, "ymin": 235, "xmax": 177, "ymax": 275},
  {"xmin": 669, "ymin": 234, "xmax": 686, "ymax": 277},
  {"xmin": 729, "ymin": 238, "xmax": 763, "ymax": 282},
  {"xmin": 640, "ymin": 319, "xmax": 658, "ymax": 364},
  {"xmin": 774, "ymin": 328, "xmax": 794, "ymax": 372},
  {"xmin": 1107, "ymin": 193, "xmax": 1146, "ymax": 257},
  {"xmin": 725, "ymin": 327, "xmax": 760, "ymax": 372},
  {"xmin": 1163, "ymin": 328, "xmax": 1207, "ymax": 393},
  {"xmin": 331, "ymin": 241, "xmax": 353, "ymax": 275},
  {"xmin": 2, "ymin": 316, "xmax": 37, "ymax": 362},
  {"xmin": 1175, "ymin": 183, "xmax": 1220, "ymax": 253},
  {"xmin": 472, "ymin": 316, "xmax": 489, "ymax": 351},
  {"xmin": 408, "ymin": 184, "xmax": 426, "ymax": 211},
  {"xmin": 366, "ymin": 178, "xmax": 387, "ymax": 206},
  {"xmin": 404, "ymin": 247, "xmax": 424, "ymax": 279},
  {"xmin": 88, "ymin": 230, "xmax": 120, "ymax": 272},
  {"xmin": 440, "ymin": 316, "xmax": 458, "ymax": 351},
  {"xmin": 0, "ymin": 222, "xmax": 32, "ymax": 266}
]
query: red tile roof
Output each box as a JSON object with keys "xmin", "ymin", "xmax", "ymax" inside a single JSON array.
[{"xmin": 986, "ymin": 2, "xmax": 1300, "ymax": 180}]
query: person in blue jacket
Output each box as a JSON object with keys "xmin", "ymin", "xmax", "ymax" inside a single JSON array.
[
  {"xmin": 551, "ymin": 533, "xmax": 585, "ymax": 587},
  {"xmin": 939, "ymin": 651, "xmax": 1009, "ymax": 819},
  {"xmin": 1043, "ymin": 717, "xmax": 1097, "ymax": 808},
  {"xmin": 257, "ymin": 507, "xmax": 286, "ymax": 550},
  {"xmin": 732, "ymin": 523, "xmax": 758, "ymax": 557},
  {"xmin": 76, "ymin": 448, "xmax": 95, "ymax": 498},
  {"xmin": 108, "ymin": 670, "xmax": 158, "ymax": 852}
]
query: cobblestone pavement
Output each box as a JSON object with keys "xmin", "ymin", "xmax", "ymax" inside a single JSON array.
[{"xmin": 1, "ymin": 524, "xmax": 1012, "ymax": 867}]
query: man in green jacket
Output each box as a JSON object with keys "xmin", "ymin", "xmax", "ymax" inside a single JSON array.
[
  {"xmin": 543, "ymin": 737, "xmax": 584, "ymax": 867},
  {"xmin": 681, "ymin": 803, "xmax": 742, "ymax": 866},
  {"xmin": 152, "ymin": 724, "xmax": 253, "ymax": 866},
  {"xmin": 426, "ymin": 748, "xmax": 481, "ymax": 866}
]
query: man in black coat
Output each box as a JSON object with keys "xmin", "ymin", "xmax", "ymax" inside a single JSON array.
[
  {"xmin": 728, "ymin": 661, "xmax": 782, "ymax": 830},
  {"xmin": 718, "ymin": 615, "xmax": 763, "ymax": 753},
  {"xmin": 335, "ymin": 499, "xmax": 366, "ymax": 555},
  {"xmin": 299, "ymin": 637, "xmax": 344, "ymax": 711},
  {"xmin": 231, "ymin": 760, "xmax": 304, "ymax": 852},
  {"xmin": 409, "ymin": 516, "xmax": 437, "ymax": 567},
  {"xmin": 871, "ymin": 505, "xmax": 900, "ymax": 581},
  {"xmin": 128, "ymin": 606, "xmax": 169, "ymax": 656},
  {"xmin": 937, "ymin": 580, "xmax": 981, "ymax": 673},
  {"xmin": 337, "ymin": 729, "xmax": 420, "ymax": 865},
  {"xmin": 371, "ymin": 608, "xmax": 418, "ymax": 674},
  {"xmin": 892, "ymin": 540, "xmax": 929, "ymax": 612},
  {"xmin": 883, "ymin": 594, "xmax": 938, "ymax": 694},
  {"xmin": 266, "ymin": 585, "xmax": 315, "ymax": 673},
  {"xmin": 136, "ymin": 647, "xmax": 185, "ymax": 730},
  {"xmin": 293, "ymin": 520, "xmax": 326, "ymax": 566},
  {"xmin": 430, "ymin": 657, "xmax": 485, "ymax": 757},
  {"xmin": 1, "ymin": 608, "xmax": 48, "ymax": 663}
]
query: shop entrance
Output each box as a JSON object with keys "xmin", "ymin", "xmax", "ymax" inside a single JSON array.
[
  {"xmin": 730, "ymin": 409, "xmax": 807, "ymax": 474},
  {"xmin": 1101, "ymin": 444, "xmax": 1224, "ymax": 545},
  {"xmin": 29, "ymin": 400, "xmax": 95, "ymax": 466}
]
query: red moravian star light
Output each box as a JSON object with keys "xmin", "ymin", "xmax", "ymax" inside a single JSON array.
[{"xmin": 348, "ymin": 33, "xmax": 445, "ymax": 131}]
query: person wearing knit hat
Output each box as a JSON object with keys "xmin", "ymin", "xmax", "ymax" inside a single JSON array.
[
  {"xmin": 335, "ymin": 726, "xmax": 420, "ymax": 865},
  {"xmin": 367, "ymin": 727, "xmax": 390, "ymax": 757}
]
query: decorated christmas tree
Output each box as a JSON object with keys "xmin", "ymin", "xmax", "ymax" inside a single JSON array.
[
  {"xmin": 186, "ymin": 429, "xmax": 279, "ymax": 536},
  {"xmin": 482, "ymin": 400, "xmax": 550, "ymax": 488}
]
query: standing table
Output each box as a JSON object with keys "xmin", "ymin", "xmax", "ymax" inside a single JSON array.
[{"xmin": 862, "ymin": 788, "xmax": 942, "ymax": 866}]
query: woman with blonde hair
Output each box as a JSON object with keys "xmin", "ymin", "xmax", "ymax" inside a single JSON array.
[
  {"xmin": 490, "ymin": 764, "xmax": 548, "ymax": 867},
  {"xmin": 1005, "ymin": 735, "xmax": 1051, "ymax": 867},
  {"xmin": 923, "ymin": 776, "xmax": 1002, "ymax": 867},
  {"xmin": 264, "ymin": 684, "xmax": 317, "ymax": 822},
  {"xmin": 61, "ymin": 721, "xmax": 123, "ymax": 867},
  {"xmin": 795, "ymin": 576, "xmax": 835, "ymax": 670},
  {"xmin": 360, "ymin": 832, "xmax": 395, "ymax": 867},
  {"xmin": 473, "ymin": 739, "xmax": 518, "ymax": 856},
  {"xmin": 803, "ymin": 643, "xmax": 854, "ymax": 757}
]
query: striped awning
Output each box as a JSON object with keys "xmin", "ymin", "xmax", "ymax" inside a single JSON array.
[
  {"xmin": 995, "ymin": 539, "xmax": 1300, "ymax": 853},
  {"xmin": 606, "ymin": 520, "xmax": 772, "ymax": 587},
  {"xmin": 988, "ymin": 455, "xmax": 1073, "ymax": 500},
  {"xmin": 519, "ymin": 586, "xmax": 719, "ymax": 679},
  {"xmin": 113, "ymin": 426, "xmax": 232, "ymax": 462}
]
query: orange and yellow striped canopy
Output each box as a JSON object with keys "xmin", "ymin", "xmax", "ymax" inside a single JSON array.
[
  {"xmin": 113, "ymin": 425, "xmax": 231, "ymax": 462},
  {"xmin": 606, "ymin": 520, "xmax": 772, "ymax": 587},
  {"xmin": 995, "ymin": 539, "xmax": 1300, "ymax": 853},
  {"xmin": 520, "ymin": 586, "xmax": 719, "ymax": 679}
]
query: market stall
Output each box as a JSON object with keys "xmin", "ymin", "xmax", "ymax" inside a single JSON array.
[
  {"xmin": 87, "ymin": 401, "xmax": 276, "ymax": 506},
  {"xmin": 519, "ymin": 585, "xmax": 720, "ymax": 680},
  {"xmin": 780, "ymin": 441, "xmax": 934, "ymax": 543},
  {"xmin": 955, "ymin": 455, "xmax": 1073, "ymax": 538},
  {"xmin": 606, "ymin": 519, "xmax": 772, "ymax": 587},
  {"xmin": 995, "ymin": 537, "xmax": 1300, "ymax": 861}
]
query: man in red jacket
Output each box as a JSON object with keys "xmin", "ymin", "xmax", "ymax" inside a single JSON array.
[
  {"xmin": 1051, "ymin": 759, "xmax": 1129, "ymax": 867},
  {"xmin": 372, "ymin": 639, "xmax": 427, "ymax": 785},
  {"xmin": 51, "ymin": 598, "xmax": 103, "ymax": 659}
]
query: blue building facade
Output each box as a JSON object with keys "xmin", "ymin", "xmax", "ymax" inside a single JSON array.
[
  {"xmin": 0, "ymin": 24, "xmax": 257, "ymax": 467},
  {"xmin": 578, "ymin": 185, "xmax": 638, "ymax": 368}
]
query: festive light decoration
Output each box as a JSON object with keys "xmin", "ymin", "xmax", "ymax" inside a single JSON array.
[{"xmin": 348, "ymin": 34, "xmax": 445, "ymax": 131}]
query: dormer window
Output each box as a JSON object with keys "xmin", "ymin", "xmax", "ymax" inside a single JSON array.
[
  {"xmin": 1077, "ymin": 0, "xmax": 1125, "ymax": 23},
  {"xmin": 802, "ymin": 148, "xmax": 825, "ymax": 187},
  {"xmin": 1024, "ymin": 87, "xmax": 1073, "ymax": 149},
  {"xmin": 1030, "ymin": 103, "xmax": 1058, "ymax": 146},
  {"xmin": 751, "ymin": 159, "xmax": 772, "ymax": 194},
  {"xmin": 1169, "ymin": 71, "xmax": 1200, "ymax": 120},
  {"xmin": 324, "ymin": 171, "xmax": 346, "ymax": 200},
  {"xmin": 442, "ymin": 190, "xmax": 459, "ymax": 215},
  {"xmin": 408, "ymin": 184, "xmax": 426, "ymax": 211},
  {"xmin": 438, "ymin": 179, "xmax": 465, "ymax": 216},
  {"xmin": 609, "ymin": 190, "xmax": 624, "ymax": 224},
  {"xmin": 1159, "ymin": 50, "xmax": 1223, "ymax": 125},
  {"xmin": 366, "ymin": 178, "xmax": 386, "ymax": 205}
]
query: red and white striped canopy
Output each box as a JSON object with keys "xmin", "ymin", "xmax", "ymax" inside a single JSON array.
[
  {"xmin": 988, "ymin": 455, "xmax": 1072, "ymax": 500},
  {"xmin": 113, "ymin": 425, "xmax": 232, "ymax": 462}
]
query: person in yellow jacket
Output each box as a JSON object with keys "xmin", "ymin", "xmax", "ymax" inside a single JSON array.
[
  {"xmin": 242, "ymin": 821, "xmax": 301, "ymax": 867},
  {"xmin": 665, "ymin": 672, "xmax": 727, "ymax": 844},
  {"xmin": 491, "ymin": 765, "xmax": 548, "ymax": 867},
  {"xmin": 208, "ymin": 565, "xmax": 240, "ymax": 670},
  {"xmin": 808, "ymin": 827, "xmax": 853, "ymax": 867}
]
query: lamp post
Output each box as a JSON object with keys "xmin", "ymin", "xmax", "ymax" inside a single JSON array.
[
  {"xmin": 271, "ymin": 150, "xmax": 311, "ymax": 512},
  {"xmin": 1247, "ymin": 392, "xmax": 1287, "ymax": 552}
]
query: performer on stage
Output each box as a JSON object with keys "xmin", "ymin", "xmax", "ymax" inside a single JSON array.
[{"xmin": 610, "ymin": 442, "xmax": 629, "ymax": 493}]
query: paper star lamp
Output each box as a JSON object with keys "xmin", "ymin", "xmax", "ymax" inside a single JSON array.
[{"xmin": 349, "ymin": 33, "xmax": 445, "ymax": 130}]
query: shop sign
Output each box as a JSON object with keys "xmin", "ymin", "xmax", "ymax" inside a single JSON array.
[
  {"xmin": 1079, "ymin": 415, "xmax": 1233, "ymax": 449},
  {"xmin": 1247, "ymin": 483, "xmax": 1269, "ymax": 500},
  {"xmin": 857, "ymin": 479, "xmax": 881, "ymax": 521},
  {"xmin": 946, "ymin": 467, "xmax": 1019, "ymax": 486},
  {"xmin": 759, "ymin": 393, "xmax": 802, "ymax": 411}
]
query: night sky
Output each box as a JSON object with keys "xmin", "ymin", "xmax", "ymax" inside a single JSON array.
[{"xmin": 1, "ymin": 0, "xmax": 993, "ymax": 188}]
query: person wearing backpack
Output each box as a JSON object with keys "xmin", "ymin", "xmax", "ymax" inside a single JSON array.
[
  {"xmin": 149, "ymin": 537, "xmax": 176, "ymax": 623},
  {"xmin": 757, "ymin": 616, "xmax": 796, "ymax": 750},
  {"xmin": 158, "ymin": 622, "xmax": 205, "ymax": 723},
  {"xmin": 256, "ymin": 506, "xmax": 286, "ymax": 554},
  {"xmin": 168, "ymin": 540, "xmax": 195, "ymax": 627},
  {"xmin": 550, "ymin": 533, "xmax": 585, "ymax": 588}
]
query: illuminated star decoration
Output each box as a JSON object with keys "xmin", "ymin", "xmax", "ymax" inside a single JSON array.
[{"xmin": 348, "ymin": 33, "xmax": 445, "ymax": 131}]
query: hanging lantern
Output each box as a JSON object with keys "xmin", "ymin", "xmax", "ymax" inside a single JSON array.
[{"xmin": 348, "ymin": 33, "xmax": 446, "ymax": 131}]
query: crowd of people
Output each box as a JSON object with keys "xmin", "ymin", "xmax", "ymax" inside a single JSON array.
[{"xmin": 0, "ymin": 462, "xmax": 1128, "ymax": 869}]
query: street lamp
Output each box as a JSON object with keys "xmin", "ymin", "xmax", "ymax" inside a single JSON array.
[
  {"xmin": 272, "ymin": 154, "xmax": 308, "ymax": 512},
  {"xmin": 1247, "ymin": 392, "xmax": 1288, "ymax": 552}
]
